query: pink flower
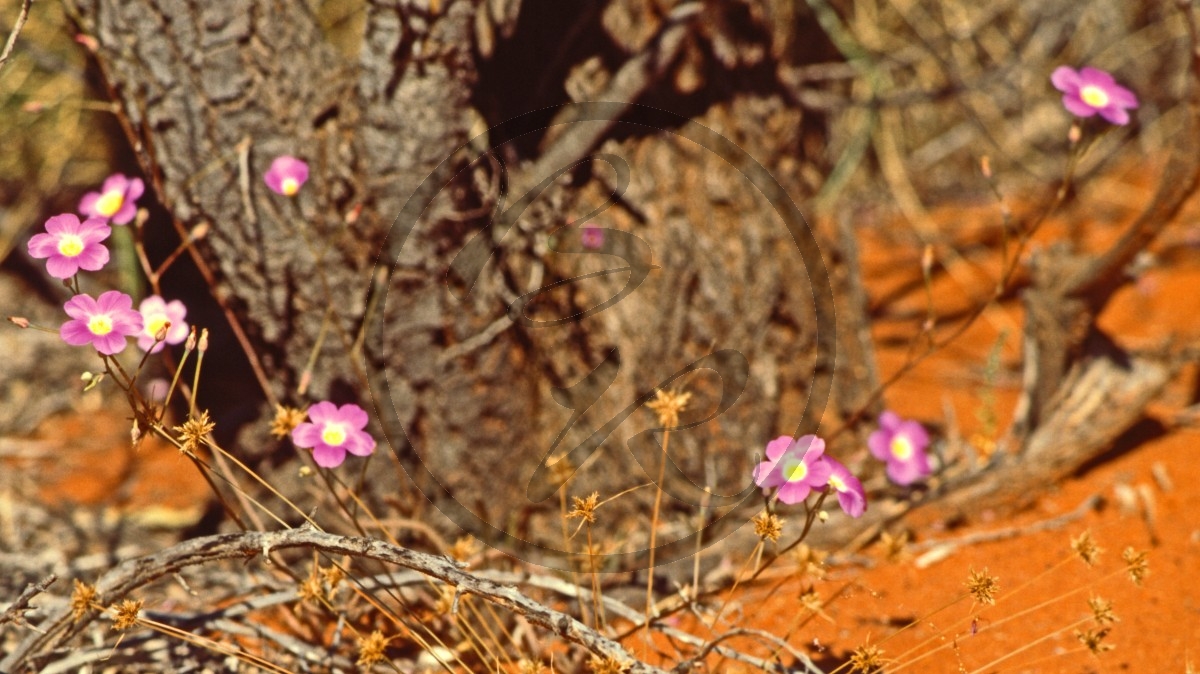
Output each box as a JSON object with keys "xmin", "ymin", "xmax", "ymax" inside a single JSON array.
[
  {"xmin": 27, "ymin": 214, "xmax": 112, "ymax": 279},
  {"xmin": 817, "ymin": 455, "xmax": 867, "ymax": 518},
  {"xmin": 264, "ymin": 155, "xmax": 309, "ymax": 196},
  {"xmin": 78, "ymin": 173, "xmax": 144, "ymax": 225},
  {"xmin": 136, "ymin": 295, "xmax": 189, "ymax": 353},
  {"xmin": 291, "ymin": 401, "xmax": 376, "ymax": 468},
  {"xmin": 753, "ymin": 434, "xmax": 833, "ymax": 505},
  {"xmin": 60, "ymin": 291, "xmax": 144, "ymax": 355},
  {"xmin": 581, "ymin": 226, "xmax": 605, "ymax": 250},
  {"xmin": 1051, "ymin": 66, "xmax": 1139, "ymax": 126},
  {"xmin": 868, "ymin": 411, "xmax": 932, "ymax": 486}
]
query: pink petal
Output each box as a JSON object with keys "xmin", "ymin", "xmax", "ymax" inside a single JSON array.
[
  {"xmin": 165, "ymin": 300, "xmax": 187, "ymax": 322},
  {"xmin": 111, "ymin": 310, "xmax": 144, "ymax": 336},
  {"xmin": 45, "ymin": 256, "xmax": 79, "ymax": 279},
  {"xmin": 837, "ymin": 489, "xmax": 866, "ymax": 518},
  {"xmin": 1062, "ymin": 95, "xmax": 1099, "ymax": 118},
  {"xmin": 45, "ymin": 213, "xmax": 81, "ymax": 235},
  {"xmin": 78, "ymin": 193, "xmax": 101, "ymax": 216},
  {"xmin": 343, "ymin": 430, "xmax": 376, "ymax": 456},
  {"xmin": 60, "ymin": 320, "xmax": 95, "ymax": 346},
  {"xmin": 1077, "ymin": 67, "xmax": 1116, "ymax": 87},
  {"xmin": 74, "ymin": 246, "xmax": 110, "ymax": 272},
  {"xmin": 797, "ymin": 435, "xmax": 825, "ymax": 462},
  {"xmin": 64, "ymin": 294, "xmax": 99, "ymax": 319},
  {"xmin": 753, "ymin": 459, "xmax": 784, "ymax": 488},
  {"xmin": 93, "ymin": 332, "xmax": 128, "ymax": 355},
  {"xmin": 27, "ymin": 233, "xmax": 60, "ymax": 258},
  {"xmin": 805, "ymin": 458, "xmax": 833, "ymax": 487},
  {"xmin": 111, "ymin": 202, "xmax": 137, "ymax": 225},
  {"xmin": 311, "ymin": 444, "xmax": 346, "ymax": 468},
  {"xmin": 1098, "ymin": 106, "xmax": 1131, "ymax": 125},
  {"xmin": 292, "ymin": 422, "xmax": 323, "ymax": 448},
  {"xmin": 764, "ymin": 435, "xmax": 793, "ymax": 461},
  {"xmin": 337, "ymin": 403, "xmax": 370, "ymax": 430},
  {"xmin": 96, "ymin": 290, "xmax": 133, "ymax": 313},
  {"xmin": 79, "ymin": 218, "xmax": 112, "ymax": 242},
  {"xmin": 1108, "ymin": 85, "xmax": 1139, "ymax": 109},
  {"xmin": 139, "ymin": 297, "xmax": 168, "ymax": 317},
  {"xmin": 868, "ymin": 429, "xmax": 891, "ymax": 461},
  {"xmin": 126, "ymin": 177, "xmax": 145, "ymax": 201},
  {"xmin": 776, "ymin": 480, "xmax": 812, "ymax": 505},
  {"xmin": 898, "ymin": 420, "xmax": 930, "ymax": 451},
  {"xmin": 306, "ymin": 401, "xmax": 340, "ymax": 425},
  {"xmin": 1050, "ymin": 66, "xmax": 1081, "ymax": 94},
  {"xmin": 101, "ymin": 174, "xmax": 128, "ymax": 194}
]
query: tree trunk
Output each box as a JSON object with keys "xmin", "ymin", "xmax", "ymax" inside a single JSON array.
[{"xmin": 67, "ymin": 0, "xmax": 861, "ymax": 566}]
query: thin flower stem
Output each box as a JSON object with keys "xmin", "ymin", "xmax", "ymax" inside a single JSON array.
[
  {"xmin": 189, "ymin": 344, "xmax": 204, "ymax": 419},
  {"xmin": 644, "ymin": 426, "xmax": 672, "ymax": 644},
  {"xmin": 159, "ymin": 331, "xmax": 194, "ymax": 419},
  {"xmin": 204, "ymin": 440, "xmax": 319, "ymax": 530},
  {"xmin": 963, "ymin": 616, "xmax": 1094, "ymax": 674},
  {"xmin": 705, "ymin": 539, "xmax": 762, "ymax": 632},
  {"xmin": 0, "ymin": 0, "xmax": 33, "ymax": 75},
  {"xmin": 138, "ymin": 616, "xmax": 295, "ymax": 674},
  {"xmin": 298, "ymin": 305, "xmax": 333, "ymax": 396},
  {"xmin": 559, "ymin": 480, "xmax": 590, "ymax": 626},
  {"xmin": 586, "ymin": 522, "xmax": 606, "ymax": 629}
]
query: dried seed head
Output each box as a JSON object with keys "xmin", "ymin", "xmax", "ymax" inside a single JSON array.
[
  {"xmin": 878, "ymin": 530, "xmax": 911, "ymax": 563},
  {"xmin": 567, "ymin": 492, "xmax": 601, "ymax": 525},
  {"xmin": 319, "ymin": 564, "xmax": 345, "ymax": 590},
  {"xmin": 752, "ymin": 510, "xmax": 784, "ymax": 543},
  {"xmin": 174, "ymin": 409, "xmax": 215, "ymax": 454},
  {"xmin": 357, "ymin": 630, "xmax": 388, "ymax": 666},
  {"xmin": 800, "ymin": 587, "xmax": 823, "ymax": 613},
  {"xmin": 110, "ymin": 598, "xmax": 143, "ymax": 631},
  {"xmin": 849, "ymin": 643, "xmax": 885, "ymax": 673},
  {"xmin": 518, "ymin": 659, "xmax": 547, "ymax": 674},
  {"xmin": 70, "ymin": 579, "xmax": 99, "ymax": 622},
  {"xmin": 270, "ymin": 405, "xmax": 308, "ymax": 439},
  {"xmin": 1075, "ymin": 627, "xmax": 1114, "ymax": 655},
  {"xmin": 795, "ymin": 544, "xmax": 828, "ymax": 580},
  {"xmin": 646, "ymin": 388, "xmax": 692, "ymax": 428},
  {"xmin": 449, "ymin": 536, "xmax": 482, "ymax": 563},
  {"xmin": 297, "ymin": 566, "xmax": 324, "ymax": 604},
  {"xmin": 1071, "ymin": 530, "xmax": 1103, "ymax": 567},
  {"xmin": 1088, "ymin": 596, "xmax": 1118, "ymax": 626},
  {"xmin": 587, "ymin": 654, "xmax": 631, "ymax": 674},
  {"xmin": 1121, "ymin": 547, "xmax": 1149, "ymax": 586},
  {"xmin": 965, "ymin": 567, "xmax": 1000, "ymax": 606}
]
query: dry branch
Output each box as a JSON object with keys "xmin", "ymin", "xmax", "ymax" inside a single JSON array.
[{"xmin": 1, "ymin": 526, "xmax": 668, "ymax": 673}]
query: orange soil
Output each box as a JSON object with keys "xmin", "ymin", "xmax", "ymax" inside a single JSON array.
[{"xmin": 714, "ymin": 174, "xmax": 1200, "ymax": 671}]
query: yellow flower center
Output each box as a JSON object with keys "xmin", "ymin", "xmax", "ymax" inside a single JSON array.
[
  {"xmin": 281, "ymin": 177, "xmax": 299, "ymax": 196},
  {"xmin": 88, "ymin": 315, "xmax": 113, "ymax": 336},
  {"xmin": 96, "ymin": 190, "xmax": 124, "ymax": 217},
  {"xmin": 321, "ymin": 423, "xmax": 347, "ymax": 447},
  {"xmin": 890, "ymin": 435, "xmax": 914, "ymax": 461},
  {"xmin": 57, "ymin": 234, "xmax": 84, "ymax": 258},
  {"xmin": 146, "ymin": 314, "xmax": 170, "ymax": 339},
  {"xmin": 783, "ymin": 459, "xmax": 808, "ymax": 483},
  {"xmin": 828, "ymin": 474, "xmax": 847, "ymax": 493},
  {"xmin": 1080, "ymin": 85, "xmax": 1109, "ymax": 109}
]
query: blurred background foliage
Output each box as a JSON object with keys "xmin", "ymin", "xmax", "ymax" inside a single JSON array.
[{"xmin": 1, "ymin": 0, "xmax": 1190, "ymax": 258}]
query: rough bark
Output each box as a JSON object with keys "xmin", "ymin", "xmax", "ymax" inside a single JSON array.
[{"xmin": 64, "ymin": 0, "xmax": 852, "ymax": 566}]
